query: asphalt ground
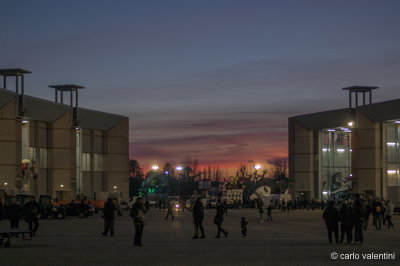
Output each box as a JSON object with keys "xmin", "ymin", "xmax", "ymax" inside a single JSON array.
[{"xmin": 1, "ymin": 208, "xmax": 399, "ymax": 266}]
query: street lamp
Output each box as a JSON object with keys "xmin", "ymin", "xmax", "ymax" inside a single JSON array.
[
  {"xmin": 347, "ymin": 121, "xmax": 354, "ymax": 127},
  {"xmin": 176, "ymin": 166, "xmax": 183, "ymax": 171},
  {"xmin": 152, "ymin": 165, "xmax": 159, "ymax": 171},
  {"xmin": 254, "ymin": 164, "xmax": 261, "ymax": 170}
]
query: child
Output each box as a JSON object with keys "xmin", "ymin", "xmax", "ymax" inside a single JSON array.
[{"xmin": 241, "ymin": 217, "xmax": 248, "ymax": 238}]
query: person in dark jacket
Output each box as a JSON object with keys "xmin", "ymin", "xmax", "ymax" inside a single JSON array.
[
  {"xmin": 0, "ymin": 199, "xmax": 4, "ymax": 220},
  {"xmin": 353, "ymin": 198, "xmax": 365, "ymax": 244},
  {"xmin": 23, "ymin": 196, "xmax": 40, "ymax": 236},
  {"xmin": 130, "ymin": 197, "xmax": 146, "ymax": 246},
  {"xmin": 223, "ymin": 199, "xmax": 228, "ymax": 215},
  {"xmin": 267, "ymin": 202, "xmax": 273, "ymax": 221},
  {"xmin": 192, "ymin": 197, "xmax": 205, "ymax": 239},
  {"xmin": 257, "ymin": 198, "xmax": 264, "ymax": 222},
  {"xmin": 339, "ymin": 202, "xmax": 353, "ymax": 244},
  {"xmin": 372, "ymin": 199, "xmax": 383, "ymax": 230},
  {"xmin": 323, "ymin": 201, "xmax": 339, "ymax": 244},
  {"xmin": 8, "ymin": 198, "xmax": 21, "ymax": 229},
  {"xmin": 214, "ymin": 195, "xmax": 228, "ymax": 238},
  {"xmin": 102, "ymin": 198, "xmax": 116, "ymax": 237}
]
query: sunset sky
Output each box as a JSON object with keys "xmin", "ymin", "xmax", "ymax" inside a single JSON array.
[{"xmin": 1, "ymin": 1, "xmax": 400, "ymax": 173}]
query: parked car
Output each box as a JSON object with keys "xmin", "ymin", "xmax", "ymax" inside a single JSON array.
[
  {"xmin": 62, "ymin": 203, "xmax": 95, "ymax": 218},
  {"xmin": 38, "ymin": 195, "xmax": 65, "ymax": 219}
]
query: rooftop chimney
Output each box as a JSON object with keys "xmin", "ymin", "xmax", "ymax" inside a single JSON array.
[{"xmin": 342, "ymin": 86, "xmax": 378, "ymax": 108}]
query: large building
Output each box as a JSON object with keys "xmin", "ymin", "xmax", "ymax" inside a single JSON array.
[
  {"xmin": 289, "ymin": 86, "xmax": 400, "ymax": 203},
  {"xmin": 0, "ymin": 69, "xmax": 129, "ymax": 201}
]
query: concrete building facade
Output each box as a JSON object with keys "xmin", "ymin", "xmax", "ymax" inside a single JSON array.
[
  {"xmin": 0, "ymin": 69, "xmax": 129, "ymax": 201},
  {"xmin": 289, "ymin": 86, "xmax": 400, "ymax": 204}
]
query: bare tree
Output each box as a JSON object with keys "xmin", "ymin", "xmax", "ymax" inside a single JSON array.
[{"xmin": 267, "ymin": 157, "xmax": 288, "ymax": 179}]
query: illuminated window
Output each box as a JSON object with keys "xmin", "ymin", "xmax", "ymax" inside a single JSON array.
[
  {"xmin": 386, "ymin": 122, "xmax": 400, "ymax": 186},
  {"xmin": 81, "ymin": 153, "xmax": 91, "ymax": 172}
]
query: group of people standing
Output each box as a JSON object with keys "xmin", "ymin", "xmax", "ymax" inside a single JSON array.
[
  {"xmin": 102, "ymin": 197, "xmax": 146, "ymax": 247},
  {"xmin": 0, "ymin": 196, "xmax": 40, "ymax": 236},
  {"xmin": 322, "ymin": 195, "xmax": 395, "ymax": 245}
]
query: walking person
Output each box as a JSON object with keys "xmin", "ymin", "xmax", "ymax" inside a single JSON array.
[
  {"xmin": 8, "ymin": 198, "xmax": 21, "ymax": 229},
  {"xmin": 353, "ymin": 197, "xmax": 365, "ymax": 244},
  {"xmin": 130, "ymin": 197, "xmax": 146, "ymax": 247},
  {"xmin": 339, "ymin": 202, "xmax": 353, "ymax": 244},
  {"xmin": 267, "ymin": 202, "xmax": 273, "ymax": 221},
  {"xmin": 257, "ymin": 198, "xmax": 264, "ymax": 222},
  {"xmin": 322, "ymin": 201, "xmax": 339, "ymax": 244},
  {"xmin": 224, "ymin": 199, "xmax": 228, "ymax": 216},
  {"xmin": 241, "ymin": 217, "xmax": 248, "ymax": 238},
  {"xmin": 165, "ymin": 200, "xmax": 174, "ymax": 221},
  {"xmin": 102, "ymin": 198, "xmax": 116, "ymax": 237},
  {"xmin": 23, "ymin": 196, "xmax": 40, "ymax": 236},
  {"xmin": 373, "ymin": 199, "xmax": 382, "ymax": 231},
  {"xmin": 191, "ymin": 197, "xmax": 205, "ymax": 239},
  {"xmin": 214, "ymin": 195, "xmax": 228, "ymax": 238},
  {"xmin": 385, "ymin": 200, "xmax": 394, "ymax": 229}
]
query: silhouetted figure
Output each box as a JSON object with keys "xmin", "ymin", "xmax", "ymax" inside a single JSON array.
[
  {"xmin": 224, "ymin": 200, "xmax": 228, "ymax": 215},
  {"xmin": 102, "ymin": 198, "xmax": 116, "ymax": 237},
  {"xmin": 0, "ymin": 199, "xmax": 4, "ymax": 221},
  {"xmin": 192, "ymin": 197, "xmax": 205, "ymax": 239},
  {"xmin": 214, "ymin": 196, "xmax": 228, "ymax": 238},
  {"xmin": 267, "ymin": 203, "xmax": 273, "ymax": 221},
  {"xmin": 323, "ymin": 201, "xmax": 339, "ymax": 244},
  {"xmin": 353, "ymin": 196, "xmax": 365, "ymax": 244},
  {"xmin": 241, "ymin": 217, "xmax": 248, "ymax": 238},
  {"xmin": 24, "ymin": 196, "xmax": 40, "ymax": 236},
  {"xmin": 8, "ymin": 198, "xmax": 21, "ymax": 229},
  {"xmin": 257, "ymin": 198, "xmax": 264, "ymax": 222},
  {"xmin": 131, "ymin": 197, "xmax": 146, "ymax": 246},
  {"xmin": 180, "ymin": 200, "xmax": 186, "ymax": 212},
  {"xmin": 165, "ymin": 201, "xmax": 174, "ymax": 221},
  {"xmin": 339, "ymin": 202, "xmax": 353, "ymax": 244},
  {"xmin": 372, "ymin": 199, "xmax": 382, "ymax": 230},
  {"xmin": 385, "ymin": 200, "xmax": 394, "ymax": 229}
]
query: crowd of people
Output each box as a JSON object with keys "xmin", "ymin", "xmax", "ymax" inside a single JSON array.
[
  {"xmin": 1, "ymin": 192, "xmax": 396, "ymax": 249},
  {"xmin": 322, "ymin": 194, "xmax": 395, "ymax": 245},
  {"xmin": 0, "ymin": 196, "xmax": 41, "ymax": 236}
]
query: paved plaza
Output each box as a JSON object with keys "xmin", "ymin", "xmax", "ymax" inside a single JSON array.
[{"xmin": 1, "ymin": 208, "xmax": 399, "ymax": 266}]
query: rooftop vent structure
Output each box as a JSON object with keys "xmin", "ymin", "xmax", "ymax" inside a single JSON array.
[
  {"xmin": 49, "ymin": 84, "xmax": 85, "ymax": 127},
  {"xmin": 342, "ymin": 86, "xmax": 378, "ymax": 108},
  {"xmin": 0, "ymin": 68, "xmax": 32, "ymax": 117}
]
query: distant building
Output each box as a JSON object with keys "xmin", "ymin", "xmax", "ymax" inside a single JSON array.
[
  {"xmin": 289, "ymin": 86, "xmax": 400, "ymax": 203},
  {"xmin": 0, "ymin": 69, "xmax": 129, "ymax": 201}
]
